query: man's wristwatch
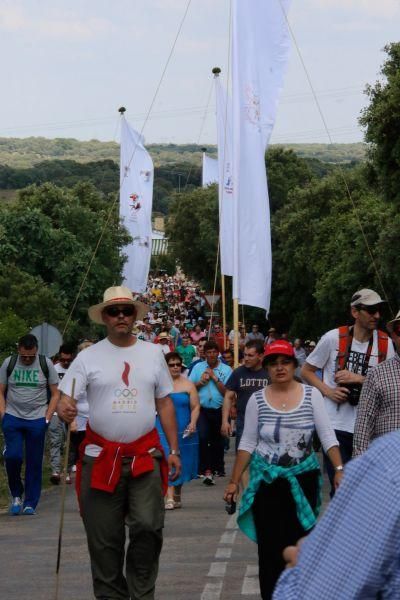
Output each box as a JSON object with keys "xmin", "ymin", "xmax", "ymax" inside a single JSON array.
[
  {"xmin": 334, "ymin": 465, "xmax": 344, "ymax": 472},
  {"xmin": 170, "ymin": 449, "xmax": 181, "ymax": 456}
]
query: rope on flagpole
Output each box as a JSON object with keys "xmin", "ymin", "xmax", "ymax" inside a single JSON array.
[
  {"xmin": 208, "ymin": 239, "xmax": 220, "ymax": 340},
  {"xmin": 61, "ymin": 0, "xmax": 193, "ymax": 336},
  {"xmin": 183, "ymin": 80, "xmax": 214, "ymax": 191},
  {"xmin": 277, "ymin": 0, "xmax": 393, "ymax": 315}
]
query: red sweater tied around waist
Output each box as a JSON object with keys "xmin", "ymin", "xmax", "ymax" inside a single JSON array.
[{"xmin": 75, "ymin": 424, "xmax": 168, "ymax": 507}]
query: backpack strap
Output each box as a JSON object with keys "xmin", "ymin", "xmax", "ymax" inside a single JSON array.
[
  {"xmin": 337, "ymin": 326, "xmax": 352, "ymax": 371},
  {"xmin": 6, "ymin": 354, "xmax": 18, "ymax": 380},
  {"xmin": 377, "ymin": 330, "xmax": 389, "ymax": 364},
  {"xmin": 38, "ymin": 355, "xmax": 49, "ymax": 380}
]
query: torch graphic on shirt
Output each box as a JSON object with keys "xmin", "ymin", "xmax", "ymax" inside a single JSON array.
[{"xmin": 122, "ymin": 362, "xmax": 130, "ymax": 387}]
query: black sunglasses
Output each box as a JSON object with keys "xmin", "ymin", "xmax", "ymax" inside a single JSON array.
[
  {"xmin": 104, "ymin": 306, "xmax": 135, "ymax": 318},
  {"xmin": 357, "ymin": 305, "xmax": 382, "ymax": 315}
]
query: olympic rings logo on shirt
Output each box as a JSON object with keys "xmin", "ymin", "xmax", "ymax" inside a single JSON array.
[{"xmin": 114, "ymin": 388, "xmax": 138, "ymax": 398}]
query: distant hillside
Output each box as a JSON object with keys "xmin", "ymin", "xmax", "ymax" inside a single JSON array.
[
  {"xmin": 278, "ymin": 143, "xmax": 367, "ymax": 164},
  {"xmin": 0, "ymin": 137, "xmax": 366, "ymax": 169}
]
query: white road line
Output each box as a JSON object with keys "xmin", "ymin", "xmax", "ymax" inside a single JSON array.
[
  {"xmin": 226, "ymin": 513, "xmax": 239, "ymax": 529},
  {"xmin": 241, "ymin": 564, "xmax": 260, "ymax": 595},
  {"xmin": 219, "ymin": 530, "xmax": 237, "ymax": 545},
  {"xmin": 215, "ymin": 547, "xmax": 232, "ymax": 559},
  {"xmin": 201, "ymin": 503, "xmax": 239, "ymax": 598},
  {"xmin": 207, "ymin": 562, "xmax": 227, "ymax": 577},
  {"xmin": 201, "ymin": 581, "xmax": 223, "ymax": 600}
]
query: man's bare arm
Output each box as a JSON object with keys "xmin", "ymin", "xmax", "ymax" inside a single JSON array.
[
  {"xmin": 45, "ymin": 384, "xmax": 60, "ymax": 422},
  {"xmin": 221, "ymin": 390, "xmax": 236, "ymax": 436},
  {"xmin": 57, "ymin": 392, "xmax": 77, "ymax": 423},
  {"xmin": 301, "ymin": 362, "xmax": 349, "ymax": 404},
  {"xmin": 0, "ymin": 383, "xmax": 6, "ymax": 419}
]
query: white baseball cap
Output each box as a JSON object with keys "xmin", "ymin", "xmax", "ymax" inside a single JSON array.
[{"xmin": 350, "ymin": 289, "xmax": 386, "ymax": 307}]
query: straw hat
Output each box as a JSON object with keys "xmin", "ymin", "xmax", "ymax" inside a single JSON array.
[
  {"xmin": 88, "ymin": 286, "xmax": 148, "ymax": 325},
  {"xmin": 387, "ymin": 310, "xmax": 400, "ymax": 333},
  {"xmin": 158, "ymin": 332, "xmax": 170, "ymax": 341}
]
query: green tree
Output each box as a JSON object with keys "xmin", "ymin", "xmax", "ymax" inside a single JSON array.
[
  {"xmin": 0, "ymin": 182, "xmax": 131, "ymax": 336},
  {"xmin": 166, "ymin": 186, "xmax": 219, "ymax": 289},
  {"xmin": 360, "ymin": 42, "xmax": 400, "ymax": 206},
  {"xmin": 266, "ymin": 147, "xmax": 313, "ymax": 213},
  {"xmin": 271, "ymin": 167, "xmax": 394, "ymax": 336},
  {"xmin": 0, "ymin": 310, "xmax": 29, "ymax": 360}
]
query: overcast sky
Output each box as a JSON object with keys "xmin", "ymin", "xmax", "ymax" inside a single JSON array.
[{"xmin": 0, "ymin": 0, "xmax": 398, "ymax": 145}]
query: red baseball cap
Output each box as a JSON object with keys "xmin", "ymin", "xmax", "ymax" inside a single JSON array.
[{"xmin": 264, "ymin": 340, "xmax": 294, "ymax": 358}]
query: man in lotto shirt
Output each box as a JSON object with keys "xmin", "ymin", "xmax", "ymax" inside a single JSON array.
[
  {"xmin": 58, "ymin": 286, "xmax": 180, "ymax": 600},
  {"xmin": 302, "ymin": 288, "xmax": 394, "ymax": 496}
]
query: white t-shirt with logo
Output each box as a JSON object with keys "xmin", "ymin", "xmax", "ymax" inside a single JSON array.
[
  {"xmin": 306, "ymin": 328, "xmax": 395, "ymax": 433},
  {"xmin": 53, "ymin": 363, "xmax": 68, "ymax": 415},
  {"xmin": 59, "ymin": 338, "xmax": 173, "ymax": 456}
]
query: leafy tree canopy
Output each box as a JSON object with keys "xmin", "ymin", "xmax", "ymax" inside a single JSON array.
[
  {"xmin": 0, "ymin": 182, "xmax": 130, "ymax": 343},
  {"xmin": 360, "ymin": 42, "xmax": 400, "ymax": 206}
]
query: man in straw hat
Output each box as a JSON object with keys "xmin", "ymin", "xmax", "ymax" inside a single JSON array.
[
  {"xmin": 302, "ymin": 288, "xmax": 395, "ymax": 496},
  {"xmin": 58, "ymin": 285, "xmax": 181, "ymax": 600},
  {"xmin": 353, "ymin": 309, "xmax": 400, "ymax": 457}
]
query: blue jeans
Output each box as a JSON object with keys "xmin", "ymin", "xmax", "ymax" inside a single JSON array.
[{"xmin": 2, "ymin": 414, "xmax": 47, "ymax": 509}]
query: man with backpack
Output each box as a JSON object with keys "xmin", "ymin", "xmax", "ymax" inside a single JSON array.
[
  {"xmin": 301, "ymin": 289, "xmax": 395, "ymax": 496},
  {"xmin": 0, "ymin": 334, "xmax": 59, "ymax": 515}
]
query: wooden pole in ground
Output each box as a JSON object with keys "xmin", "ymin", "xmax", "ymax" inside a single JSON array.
[
  {"xmin": 54, "ymin": 378, "xmax": 76, "ymax": 600},
  {"xmin": 221, "ymin": 274, "xmax": 228, "ymax": 349},
  {"xmin": 233, "ymin": 298, "xmax": 239, "ymax": 368}
]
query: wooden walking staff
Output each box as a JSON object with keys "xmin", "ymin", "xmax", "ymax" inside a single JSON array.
[
  {"xmin": 54, "ymin": 377, "xmax": 76, "ymax": 600},
  {"xmin": 233, "ymin": 298, "xmax": 239, "ymax": 368}
]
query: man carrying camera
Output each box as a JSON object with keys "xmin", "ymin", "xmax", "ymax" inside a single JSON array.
[{"xmin": 301, "ymin": 289, "xmax": 394, "ymax": 496}]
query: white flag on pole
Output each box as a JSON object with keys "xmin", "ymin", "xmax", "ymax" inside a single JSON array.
[
  {"xmin": 215, "ymin": 74, "xmax": 234, "ymax": 277},
  {"xmin": 202, "ymin": 153, "xmax": 219, "ymax": 187},
  {"xmin": 120, "ymin": 117, "xmax": 154, "ymax": 293},
  {"xmin": 232, "ymin": 0, "xmax": 291, "ymax": 311}
]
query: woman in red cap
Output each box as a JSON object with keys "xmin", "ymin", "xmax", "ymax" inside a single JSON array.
[{"xmin": 224, "ymin": 340, "xmax": 343, "ymax": 599}]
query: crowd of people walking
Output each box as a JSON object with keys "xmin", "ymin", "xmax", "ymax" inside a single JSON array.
[{"xmin": 1, "ymin": 271, "xmax": 400, "ymax": 599}]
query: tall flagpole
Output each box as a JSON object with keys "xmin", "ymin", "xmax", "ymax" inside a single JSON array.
[
  {"xmin": 212, "ymin": 67, "xmax": 229, "ymax": 353},
  {"xmin": 233, "ymin": 298, "xmax": 239, "ymax": 367},
  {"xmin": 221, "ymin": 273, "xmax": 227, "ymax": 350}
]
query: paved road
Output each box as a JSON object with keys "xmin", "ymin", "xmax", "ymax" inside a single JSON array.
[{"xmin": 0, "ymin": 450, "xmax": 329, "ymax": 600}]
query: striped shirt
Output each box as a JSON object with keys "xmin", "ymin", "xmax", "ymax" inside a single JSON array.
[
  {"xmin": 239, "ymin": 385, "xmax": 337, "ymax": 467},
  {"xmin": 273, "ymin": 430, "xmax": 400, "ymax": 599},
  {"xmin": 353, "ymin": 354, "xmax": 400, "ymax": 457}
]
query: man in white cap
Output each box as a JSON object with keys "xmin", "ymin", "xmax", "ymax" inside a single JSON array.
[
  {"xmin": 302, "ymin": 288, "xmax": 395, "ymax": 496},
  {"xmin": 353, "ymin": 309, "xmax": 400, "ymax": 456},
  {"xmin": 58, "ymin": 286, "xmax": 181, "ymax": 600}
]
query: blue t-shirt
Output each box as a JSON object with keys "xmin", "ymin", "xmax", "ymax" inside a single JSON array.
[{"xmin": 189, "ymin": 360, "xmax": 232, "ymax": 409}]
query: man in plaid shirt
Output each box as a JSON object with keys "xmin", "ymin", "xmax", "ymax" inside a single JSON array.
[
  {"xmin": 273, "ymin": 429, "xmax": 400, "ymax": 599},
  {"xmin": 353, "ymin": 309, "xmax": 400, "ymax": 456}
]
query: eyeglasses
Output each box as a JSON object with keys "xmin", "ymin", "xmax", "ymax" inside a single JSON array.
[
  {"xmin": 19, "ymin": 353, "xmax": 37, "ymax": 359},
  {"xmin": 168, "ymin": 362, "xmax": 182, "ymax": 368},
  {"xmin": 357, "ymin": 305, "xmax": 381, "ymax": 315},
  {"xmin": 104, "ymin": 306, "xmax": 135, "ymax": 318}
]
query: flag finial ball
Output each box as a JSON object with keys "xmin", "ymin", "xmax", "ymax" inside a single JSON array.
[
  {"xmin": 212, "ymin": 67, "xmax": 221, "ymax": 75},
  {"xmin": 118, "ymin": 107, "xmax": 126, "ymax": 114}
]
